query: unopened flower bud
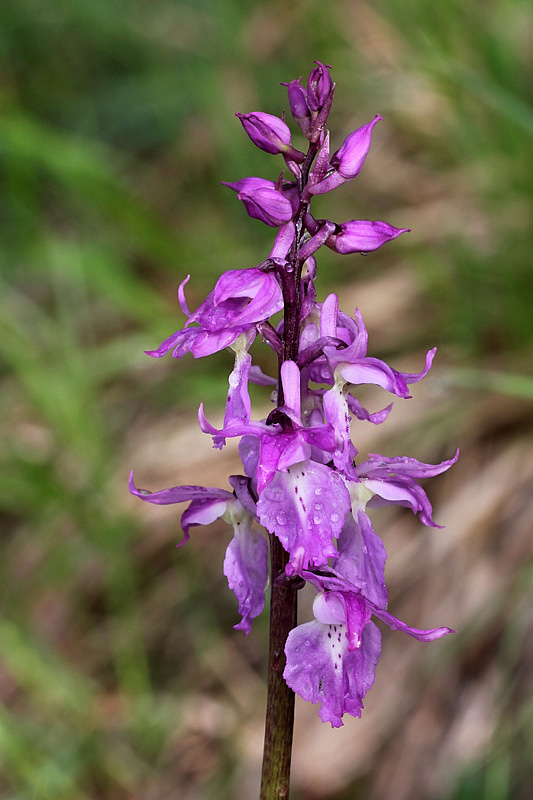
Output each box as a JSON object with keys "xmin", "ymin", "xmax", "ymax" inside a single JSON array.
[
  {"xmin": 308, "ymin": 114, "xmax": 383, "ymax": 195},
  {"xmin": 307, "ymin": 61, "xmax": 333, "ymax": 112},
  {"xmin": 284, "ymin": 78, "xmax": 311, "ymax": 134},
  {"xmin": 326, "ymin": 219, "xmax": 410, "ymax": 254},
  {"xmin": 222, "ymin": 177, "xmax": 293, "ymax": 227},
  {"xmin": 331, "ymin": 114, "xmax": 383, "ymax": 178},
  {"xmin": 236, "ymin": 111, "xmax": 305, "ymax": 163},
  {"xmin": 284, "ymin": 63, "xmax": 335, "ymax": 142}
]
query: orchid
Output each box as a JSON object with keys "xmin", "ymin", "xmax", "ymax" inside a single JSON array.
[{"xmin": 130, "ymin": 62, "xmax": 457, "ymax": 798}]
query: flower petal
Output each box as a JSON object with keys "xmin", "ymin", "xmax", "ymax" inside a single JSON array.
[
  {"xmin": 128, "ymin": 472, "xmax": 232, "ymax": 506},
  {"xmin": 369, "ymin": 602, "xmax": 455, "ymax": 641},
  {"xmin": 284, "ymin": 618, "xmax": 381, "ymax": 727},
  {"xmin": 336, "ymin": 511, "xmax": 388, "ymax": 608},
  {"xmin": 223, "ymin": 507, "xmax": 268, "ymax": 634},
  {"xmin": 364, "ymin": 476, "xmax": 442, "ymax": 527},
  {"xmin": 257, "ymin": 461, "xmax": 350, "ymax": 570}
]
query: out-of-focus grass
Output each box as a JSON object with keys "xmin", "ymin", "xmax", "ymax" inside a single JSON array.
[{"xmin": 0, "ymin": 1, "xmax": 531, "ymax": 798}]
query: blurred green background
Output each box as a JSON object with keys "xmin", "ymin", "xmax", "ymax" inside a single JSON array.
[{"xmin": 1, "ymin": 1, "xmax": 532, "ymax": 798}]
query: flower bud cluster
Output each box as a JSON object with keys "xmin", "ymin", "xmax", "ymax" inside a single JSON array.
[{"xmin": 131, "ymin": 63, "xmax": 457, "ymax": 727}]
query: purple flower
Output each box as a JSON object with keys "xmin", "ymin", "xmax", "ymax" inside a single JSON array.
[
  {"xmin": 356, "ymin": 450, "xmax": 460, "ymax": 527},
  {"xmin": 131, "ymin": 61, "xmax": 458, "ymax": 734},
  {"xmin": 146, "ymin": 268, "xmax": 283, "ymax": 359},
  {"xmin": 284, "ymin": 62, "xmax": 335, "ymax": 141},
  {"xmin": 307, "ymin": 61, "xmax": 334, "ymax": 112},
  {"xmin": 284, "ymin": 569, "xmax": 454, "ymax": 727},
  {"xmin": 284, "ymin": 597, "xmax": 382, "ymax": 727},
  {"xmin": 284, "ymin": 77, "xmax": 311, "ymax": 135},
  {"xmin": 236, "ymin": 111, "xmax": 305, "ymax": 163},
  {"xmin": 129, "ymin": 472, "xmax": 268, "ymax": 634},
  {"xmin": 257, "ymin": 460, "xmax": 350, "ymax": 573},
  {"xmin": 309, "ymin": 301, "xmax": 436, "ymax": 473},
  {"xmin": 308, "ymin": 114, "xmax": 383, "ymax": 196},
  {"xmin": 222, "ymin": 177, "xmax": 294, "ymax": 227},
  {"xmin": 320, "ymin": 305, "xmax": 436, "ymax": 395},
  {"xmin": 326, "ymin": 219, "xmax": 410, "ymax": 254}
]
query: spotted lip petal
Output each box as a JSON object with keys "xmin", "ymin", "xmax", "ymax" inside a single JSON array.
[
  {"xmin": 257, "ymin": 461, "xmax": 350, "ymax": 571},
  {"xmin": 283, "ymin": 616, "xmax": 381, "ymax": 728},
  {"xmin": 284, "ymin": 573, "xmax": 454, "ymax": 728}
]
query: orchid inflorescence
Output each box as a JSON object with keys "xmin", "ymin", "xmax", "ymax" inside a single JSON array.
[{"xmin": 130, "ymin": 62, "xmax": 457, "ymax": 728}]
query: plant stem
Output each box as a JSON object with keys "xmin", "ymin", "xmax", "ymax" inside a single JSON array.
[{"xmin": 259, "ymin": 538, "xmax": 298, "ymax": 799}]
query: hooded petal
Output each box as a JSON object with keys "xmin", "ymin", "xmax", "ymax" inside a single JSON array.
[{"xmin": 210, "ymin": 269, "xmax": 283, "ymax": 327}]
